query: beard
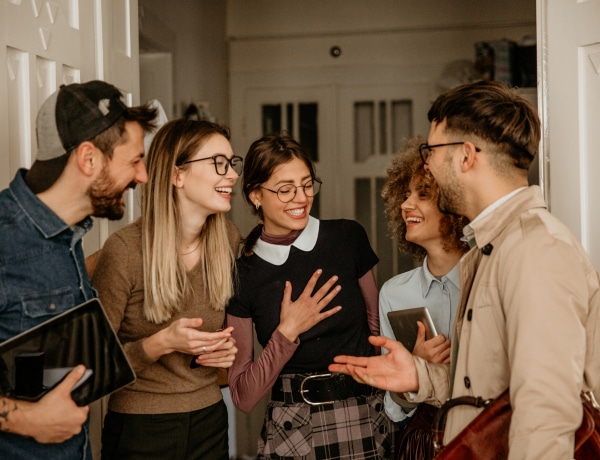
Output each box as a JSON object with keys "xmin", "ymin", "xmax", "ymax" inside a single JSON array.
[
  {"xmin": 89, "ymin": 167, "xmax": 134, "ymax": 220},
  {"xmin": 437, "ymin": 187, "xmax": 462, "ymax": 215},
  {"xmin": 435, "ymin": 161, "xmax": 466, "ymax": 217}
]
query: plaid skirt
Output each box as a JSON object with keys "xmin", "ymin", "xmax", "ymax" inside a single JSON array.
[{"xmin": 257, "ymin": 388, "xmax": 396, "ymax": 459}]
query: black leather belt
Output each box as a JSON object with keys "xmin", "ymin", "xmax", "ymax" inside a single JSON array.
[{"xmin": 271, "ymin": 373, "xmax": 378, "ymax": 406}]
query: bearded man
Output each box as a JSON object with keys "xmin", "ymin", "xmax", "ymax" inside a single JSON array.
[{"xmin": 0, "ymin": 80, "xmax": 157, "ymax": 459}]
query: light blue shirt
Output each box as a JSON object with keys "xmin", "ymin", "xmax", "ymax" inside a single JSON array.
[{"xmin": 378, "ymin": 256, "xmax": 460, "ymax": 422}]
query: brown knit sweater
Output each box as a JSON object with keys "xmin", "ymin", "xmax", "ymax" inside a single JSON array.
[{"xmin": 92, "ymin": 218, "xmax": 241, "ymax": 414}]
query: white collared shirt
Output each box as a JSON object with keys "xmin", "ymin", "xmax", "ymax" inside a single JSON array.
[
  {"xmin": 463, "ymin": 186, "xmax": 527, "ymax": 244},
  {"xmin": 253, "ymin": 216, "xmax": 320, "ymax": 265}
]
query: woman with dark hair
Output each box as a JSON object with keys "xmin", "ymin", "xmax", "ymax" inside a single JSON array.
[
  {"xmin": 227, "ymin": 133, "xmax": 396, "ymax": 459},
  {"xmin": 378, "ymin": 135, "xmax": 469, "ymax": 459},
  {"xmin": 92, "ymin": 119, "xmax": 242, "ymax": 459}
]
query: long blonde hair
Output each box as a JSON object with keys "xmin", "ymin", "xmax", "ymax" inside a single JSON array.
[{"xmin": 141, "ymin": 119, "xmax": 236, "ymax": 324}]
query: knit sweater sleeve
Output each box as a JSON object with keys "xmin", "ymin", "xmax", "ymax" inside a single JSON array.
[{"xmin": 92, "ymin": 226, "xmax": 155, "ymax": 374}]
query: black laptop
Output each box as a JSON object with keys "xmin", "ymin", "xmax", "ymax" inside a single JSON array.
[{"xmin": 0, "ymin": 298, "xmax": 135, "ymax": 406}]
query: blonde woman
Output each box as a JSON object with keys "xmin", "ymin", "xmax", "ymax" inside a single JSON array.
[{"xmin": 92, "ymin": 119, "xmax": 242, "ymax": 459}]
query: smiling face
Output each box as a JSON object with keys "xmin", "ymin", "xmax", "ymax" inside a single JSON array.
[
  {"xmin": 401, "ymin": 176, "xmax": 446, "ymax": 252},
  {"xmin": 252, "ymin": 157, "xmax": 313, "ymax": 235},
  {"xmin": 89, "ymin": 121, "xmax": 148, "ymax": 220},
  {"xmin": 175, "ymin": 133, "xmax": 239, "ymax": 220}
]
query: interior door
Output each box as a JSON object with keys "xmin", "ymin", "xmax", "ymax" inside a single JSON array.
[
  {"xmin": 539, "ymin": 0, "xmax": 600, "ymax": 269},
  {"xmin": 0, "ymin": 0, "xmax": 141, "ymax": 254},
  {"xmin": 338, "ymin": 83, "xmax": 432, "ymax": 286},
  {"xmin": 0, "ymin": 2, "xmax": 141, "ymax": 457},
  {"xmin": 83, "ymin": 3, "xmax": 142, "ymax": 457},
  {"xmin": 0, "ymin": 0, "xmax": 96, "ymax": 190},
  {"xmin": 89, "ymin": 0, "xmax": 142, "ymax": 253}
]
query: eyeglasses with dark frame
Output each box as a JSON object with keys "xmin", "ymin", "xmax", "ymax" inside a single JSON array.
[
  {"xmin": 260, "ymin": 178, "xmax": 322, "ymax": 203},
  {"xmin": 419, "ymin": 142, "xmax": 481, "ymax": 165},
  {"xmin": 179, "ymin": 154, "xmax": 244, "ymax": 176}
]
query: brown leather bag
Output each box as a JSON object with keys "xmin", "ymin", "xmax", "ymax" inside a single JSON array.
[{"xmin": 432, "ymin": 389, "xmax": 600, "ymax": 459}]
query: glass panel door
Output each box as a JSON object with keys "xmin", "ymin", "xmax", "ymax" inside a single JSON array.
[{"xmin": 339, "ymin": 84, "xmax": 431, "ymax": 287}]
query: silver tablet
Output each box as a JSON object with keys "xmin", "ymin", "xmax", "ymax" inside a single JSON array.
[{"xmin": 387, "ymin": 306, "xmax": 438, "ymax": 352}]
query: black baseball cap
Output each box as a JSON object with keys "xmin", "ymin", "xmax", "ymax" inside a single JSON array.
[{"xmin": 26, "ymin": 80, "xmax": 127, "ymax": 193}]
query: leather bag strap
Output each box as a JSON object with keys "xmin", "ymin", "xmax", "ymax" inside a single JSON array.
[{"xmin": 432, "ymin": 389, "xmax": 509, "ymax": 456}]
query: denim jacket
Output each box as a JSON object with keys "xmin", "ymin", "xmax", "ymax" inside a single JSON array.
[{"xmin": 0, "ymin": 169, "xmax": 95, "ymax": 459}]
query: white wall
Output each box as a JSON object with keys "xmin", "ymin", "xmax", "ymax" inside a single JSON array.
[
  {"xmin": 227, "ymin": 0, "xmax": 535, "ymax": 38},
  {"xmin": 139, "ymin": 0, "xmax": 229, "ymax": 123},
  {"xmin": 226, "ymin": 0, "xmax": 536, "ymax": 239}
]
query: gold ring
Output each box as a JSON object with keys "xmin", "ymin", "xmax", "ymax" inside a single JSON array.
[{"xmin": 202, "ymin": 346, "xmax": 207, "ymax": 353}]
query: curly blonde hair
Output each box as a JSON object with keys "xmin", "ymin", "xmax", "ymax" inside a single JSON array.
[{"xmin": 381, "ymin": 135, "xmax": 469, "ymax": 261}]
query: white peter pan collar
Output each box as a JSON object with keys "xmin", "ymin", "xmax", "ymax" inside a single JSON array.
[{"xmin": 253, "ymin": 216, "xmax": 320, "ymax": 265}]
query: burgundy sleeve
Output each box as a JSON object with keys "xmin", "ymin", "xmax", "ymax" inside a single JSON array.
[
  {"xmin": 227, "ymin": 314, "xmax": 299, "ymax": 413},
  {"xmin": 359, "ymin": 268, "xmax": 380, "ymax": 336}
]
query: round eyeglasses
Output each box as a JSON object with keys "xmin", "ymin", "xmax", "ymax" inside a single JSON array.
[
  {"xmin": 260, "ymin": 179, "xmax": 322, "ymax": 203},
  {"xmin": 179, "ymin": 154, "xmax": 243, "ymax": 176}
]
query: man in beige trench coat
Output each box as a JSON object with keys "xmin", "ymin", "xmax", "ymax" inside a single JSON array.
[{"xmin": 330, "ymin": 80, "xmax": 600, "ymax": 460}]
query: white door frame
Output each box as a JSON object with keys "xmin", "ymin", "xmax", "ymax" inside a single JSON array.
[{"xmin": 537, "ymin": 0, "xmax": 600, "ymax": 269}]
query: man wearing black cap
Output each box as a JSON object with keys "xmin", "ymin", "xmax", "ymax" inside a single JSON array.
[{"xmin": 0, "ymin": 80, "xmax": 157, "ymax": 459}]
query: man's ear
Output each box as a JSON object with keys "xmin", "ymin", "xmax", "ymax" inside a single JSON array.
[
  {"xmin": 461, "ymin": 142, "xmax": 479, "ymax": 171},
  {"xmin": 74, "ymin": 141, "xmax": 100, "ymax": 177}
]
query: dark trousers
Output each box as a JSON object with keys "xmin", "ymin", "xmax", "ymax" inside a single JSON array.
[{"xmin": 101, "ymin": 399, "xmax": 229, "ymax": 460}]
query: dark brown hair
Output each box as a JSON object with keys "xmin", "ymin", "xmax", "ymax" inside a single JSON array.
[
  {"xmin": 241, "ymin": 132, "xmax": 317, "ymax": 256},
  {"xmin": 427, "ymin": 80, "xmax": 540, "ymax": 171},
  {"xmin": 92, "ymin": 102, "xmax": 159, "ymax": 158}
]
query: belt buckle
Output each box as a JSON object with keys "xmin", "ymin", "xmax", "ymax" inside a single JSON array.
[{"xmin": 299, "ymin": 373, "xmax": 335, "ymax": 406}]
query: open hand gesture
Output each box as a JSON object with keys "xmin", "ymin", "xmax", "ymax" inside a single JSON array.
[
  {"xmin": 329, "ymin": 335, "xmax": 419, "ymax": 393},
  {"xmin": 277, "ymin": 269, "xmax": 342, "ymax": 342}
]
